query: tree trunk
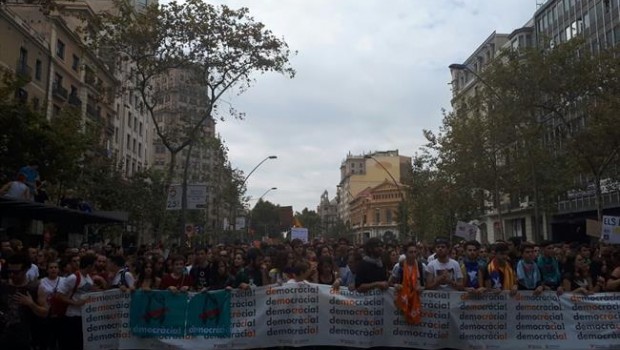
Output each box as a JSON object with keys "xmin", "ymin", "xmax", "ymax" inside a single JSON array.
[
  {"xmin": 180, "ymin": 142, "xmax": 195, "ymax": 248},
  {"xmin": 595, "ymin": 175, "xmax": 603, "ymax": 224}
]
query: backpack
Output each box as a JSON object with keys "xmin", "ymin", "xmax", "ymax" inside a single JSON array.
[{"xmin": 49, "ymin": 273, "xmax": 81, "ymax": 318}]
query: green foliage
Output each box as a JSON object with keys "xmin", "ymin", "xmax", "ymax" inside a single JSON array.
[
  {"xmin": 294, "ymin": 208, "xmax": 321, "ymax": 240},
  {"xmin": 250, "ymin": 200, "xmax": 281, "ymax": 238}
]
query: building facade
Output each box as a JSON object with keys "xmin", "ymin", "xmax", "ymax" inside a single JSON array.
[
  {"xmin": 449, "ymin": 0, "xmax": 620, "ymax": 243},
  {"xmin": 317, "ymin": 190, "xmax": 338, "ymax": 237},
  {"xmin": 335, "ymin": 150, "xmax": 411, "ymax": 242}
]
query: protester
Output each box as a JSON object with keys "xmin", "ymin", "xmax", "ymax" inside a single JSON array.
[
  {"xmin": 38, "ymin": 259, "xmax": 63, "ymax": 349},
  {"xmin": 209, "ymin": 259, "xmax": 235, "ymax": 290},
  {"xmin": 57, "ymin": 253, "xmax": 97, "ymax": 350},
  {"xmin": 108, "ymin": 255, "xmax": 135, "ymax": 290},
  {"xmin": 425, "ymin": 237, "xmax": 463, "ymax": 291},
  {"xmin": 190, "ymin": 247, "xmax": 214, "ymax": 291},
  {"xmin": 135, "ymin": 258, "xmax": 161, "ymax": 290},
  {"xmin": 460, "ymin": 240, "xmax": 485, "ymax": 293},
  {"xmin": 0, "ymin": 174, "xmax": 31, "ymax": 200},
  {"xmin": 537, "ymin": 240, "xmax": 564, "ymax": 293},
  {"xmin": 486, "ymin": 243, "xmax": 518, "ymax": 295},
  {"xmin": 0, "ymin": 253, "xmax": 48, "ymax": 350},
  {"xmin": 160, "ymin": 255, "xmax": 193, "ymax": 292},
  {"xmin": 355, "ymin": 237, "xmax": 389, "ymax": 292},
  {"xmin": 516, "ymin": 242, "xmax": 544, "ymax": 294}
]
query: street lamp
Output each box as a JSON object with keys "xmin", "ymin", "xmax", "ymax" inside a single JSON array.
[
  {"xmin": 364, "ymin": 155, "xmax": 408, "ymax": 241},
  {"xmin": 232, "ymin": 155, "xmax": 277, "ymax": 233},
  {"xmin": 241, "ymin": 155, "xmax": 277, "ymax": 187},
  {"xmin": 257, "ymin": 187, "xmax": 277, "ymax": 203}
]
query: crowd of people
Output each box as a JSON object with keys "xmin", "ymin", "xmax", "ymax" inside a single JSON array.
[{"xmin": 0, "ymin": 234, "xmax": 619, "ymax": 350}]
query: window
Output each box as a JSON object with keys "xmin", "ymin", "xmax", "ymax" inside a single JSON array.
[
  {"xmin": 139, "ymin": 122, "xmax": 143, "ymax": 136},
  {"xmin": 35, "ymin": 60, "xmax": 42, "ymax": 80},
  {"xmin": 138, "ymin": 143, "xmax": 142, "ymax": 156},
  {"xmin": 155, "ymin": 144, "xmax": 166, "ymax": 154},
  {"xmin": 72, "ymin": 55, "xmax": 80, "ymax": 71},
  {"xmin": 128, "ymin": 112, "xmax": 132, "ymax": 127},
  {"xmin": 70, "ymin": 85, "xmax": 77, "ymax": 96},
  {"xmin": 114, "ymin": 127, "xmax": 119, "ymax": 143},
  {"xmin": 386, "ymin": 209, "xmax": 393, "ymax": 223},
  {"xmin": 53, "ymin": 73, "xmax": 63, "ymax": 88},
  {"xmin": 584, "ymin": 12, "xmax": 590, "ymax": 29},
  {"xmin": 126, "ymin": 134, "xmax": 131, "ymax": 149},
  {"xmin": 134, "ymin": 117, "xmax": 137, "ymax": 131},
  {"xmin": 132, "ymin": 138, "xmax": 136, "ymax": 152},
  {"xmin": 374, "ymin": 209, "xmax": 380, "ymax": 224},
  {"xmin": 18, "ymin": 47, "xmax": 27, "ymax": 70},
  {"xmin": 56, "ymin": 40, "xmax": 65, "ymax": 59}
]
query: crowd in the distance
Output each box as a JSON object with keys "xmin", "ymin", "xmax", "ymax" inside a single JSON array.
[{"xmin": 1, "ymin": 234, "xmax": 619, "ymax": 350}]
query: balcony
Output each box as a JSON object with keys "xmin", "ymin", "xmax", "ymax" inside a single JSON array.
[
  {"xmin": 68, "ymin": 94, "xmax": 82, "ymax": 107},
  {"xmin": 52, "ymin": 84, "xmax": 68, "ymax": 100},
  {"xmin": 86, "ymin": 103, "xmax": 101, "ymax": 120},
  {"xmin": 106, "ymin": 120, "xmax": 115, "ymax": 135},
  {"xmin": 557, "ymin": 191, "xmax": 620, "ymax": 215},
  {"xmin": 15, "ymin": 61, "xmax": 32, "ymax": 80}
]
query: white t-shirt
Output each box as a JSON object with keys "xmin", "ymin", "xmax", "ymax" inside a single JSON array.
[
  {"xmin": 26, "ymin": 264, "xmax": 39, "ymax": 282},
  {"xmin": 110, "ymin": 269, "xmax": 135, "ymax": 288},
  {"xmin": 425, "ymin": 258, "xmax": 463, "ymax": 291},
  {"xmin": 58, "ymin": 272, "xmax": 94, "ymax": 317},
  {"xmin": 3, "ymin": 181, "xmax": 29, "ymax": 199},
  {"xmin": 40, "ymin": 276, "xmax": 64, "ymax": 298}
]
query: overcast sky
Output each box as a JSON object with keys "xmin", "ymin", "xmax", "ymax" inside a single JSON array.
[{"xmin": 211, "ymin": 0, "xmax": 537, "ymax": 213}]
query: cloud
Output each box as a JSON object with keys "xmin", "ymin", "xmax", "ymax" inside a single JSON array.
[{"xmin": 211, "ymin": 0, "xmax": 535, "ymax": 212}]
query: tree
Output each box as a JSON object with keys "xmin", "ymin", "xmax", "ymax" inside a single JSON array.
[
  {"xmin": 249, "ymin": 200, "xmax": 280, "ymax": 239},
  {"xmin": 483, "ymin": 39, "xmax": 620, "ymax": 223},
  {"xmin": 94, "ymin": 0, "xmax": 295, "ymax": 238},
  {"xmin": 294, "ymin": 209, "xmax": 321, "ymax": 240}
]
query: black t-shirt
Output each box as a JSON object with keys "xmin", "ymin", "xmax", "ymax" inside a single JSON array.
[
  {"xmin": 190, "ymin": 264, "xmax": 214, "ymax": 290},
  {"xmin": 355, "ymin": 259, "xmax": 387, "ymax": 288}
]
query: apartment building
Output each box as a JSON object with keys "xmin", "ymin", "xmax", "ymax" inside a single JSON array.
[
  {"xmin": 151, "ymin": 68, "xmax": 224, "ymax": 230},
  {"xmin": 2, "ymin": 2, "xmax": 118, "ymax": 155},
  {"xmin": 449, "ymin": 0, "xmax": 620, "ymax": 243},
  {"xmin": 336, "ymin": 150, "xmax": 412, "ymax": 242},
  {"xmin": 533, "ymin": 0, "xmax": 620, "ymax": 241},
  {"xmin": 449, "ymin": 26, "xmax": 538, "ymax": 243},
  {"xmin": 0, "ymin": 5, "xmax": 49, "ymax": 112}
]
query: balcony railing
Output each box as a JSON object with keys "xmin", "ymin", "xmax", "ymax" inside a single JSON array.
[
  {"xmin": 68, "ymin": 94, "xmax": 82, "ymax": 107},
  {"xmin": 86, "ymin": 104, "xmax": 101, "ymax": 120},
  {"xmin": 557, "ymin": 191, "xmax": 620, "ymax": 214},
  {"xmin": 52, "ymin": 85, "xmax": 68, "ymax": 100}
]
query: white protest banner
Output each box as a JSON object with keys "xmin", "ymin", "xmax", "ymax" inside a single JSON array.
[
  {"xmin": 82, "ymin": 286, "xmax": 620, "ymax": 350},
  {"xmin": 290, "ymin": 227, "xmax": 308, "ymax": 243},
  {"xmin": 601, "ymin": 215, "xmax": 620, "ymax": 244},
  {"xmin": 455, "ymin": 221, "xmax": 477, "ymax": 240}
]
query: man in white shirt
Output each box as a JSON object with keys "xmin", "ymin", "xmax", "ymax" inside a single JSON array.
[
  {"xmin": 425, "ymin": 238, "xmax": 463, "ymax": 291},
  {"xmin": 108, "ymin": 255, "xmax": 135, "ymax": 290},
  {"xmin": 58, "ymin": 253, "xmax": 96, "ymax": 350}
]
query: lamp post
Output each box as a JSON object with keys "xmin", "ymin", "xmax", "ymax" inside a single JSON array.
[
  {"xmin": 232, "ymin": 155, "xmax": 277, "ymax": 234},
  {"xmin": 364, "ymin": 155, "xmax": 409, "ymax": 241},
  {"xmin": 449, "ymin": 63, "xmax": 507, "ymax": 241}
]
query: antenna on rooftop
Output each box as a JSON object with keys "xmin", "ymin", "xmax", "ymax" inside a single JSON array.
[{"xmin": 536, "ymin": 0, "xmax": 545, "ymax": 9}]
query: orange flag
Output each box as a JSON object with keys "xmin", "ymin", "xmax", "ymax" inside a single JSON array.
[{"xmin": 395, "ymin": 262, "xmax": 422, "ymax": 324}]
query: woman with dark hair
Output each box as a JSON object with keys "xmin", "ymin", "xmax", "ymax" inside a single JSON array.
[
  {"xmin": 209, "ymin": 259, "xmax": 235, "ymax": 291},
  {"xmin": 136, "ymin": 258, "xmax": 161, "ymax": 290},
  {"xmin": 562, "ymin": 253, "xmax": 603, "ymax": 294},
  {"xmin": 317, "ymin": 256, "xmax": 337, "ymax": 285}
]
